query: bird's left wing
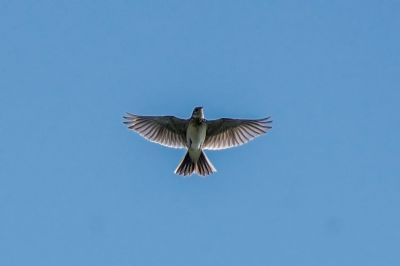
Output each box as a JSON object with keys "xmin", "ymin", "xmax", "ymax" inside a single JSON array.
[
  {"xmin": 203, "ymin": 117, "xmax": 272, "ymax": 150},
  {"xmin": 123, "ymin": 113, "xmax": 188, "ymax": 149}
]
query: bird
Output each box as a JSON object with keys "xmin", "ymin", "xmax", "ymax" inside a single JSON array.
[{"xmin": 123, "ymin": 107, "xmax": 272, "ymax": 176}]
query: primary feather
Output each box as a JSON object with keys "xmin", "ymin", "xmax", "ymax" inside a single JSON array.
[
  {"xmin": 123, "ymin": 113, "xmax": 188, "ymax": 149},
  {"xmin": 203, "ymin": 117, "xmax": 272, "ymax": 150}
]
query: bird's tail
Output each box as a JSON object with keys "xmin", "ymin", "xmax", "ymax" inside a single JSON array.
[{"xmin": 174, "ymin": 151, "xmax": 216, "ymax": 176}]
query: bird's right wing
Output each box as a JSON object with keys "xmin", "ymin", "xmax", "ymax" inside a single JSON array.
[
  {"xmin": 203, "ymin": 117, "xmax": 272, "ymax": 150},
  {"xmin": 123, "ymin": 113, "xmax": 188, "ymax": 149}
]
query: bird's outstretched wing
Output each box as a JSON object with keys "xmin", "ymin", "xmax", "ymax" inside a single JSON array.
[
  {"xmin": 123, "ymin": 113, "xmax": 188, "ymax": 149},
  {"xmin": 203, "ymin": 117, "xmax": 272, "ymax": 150}
]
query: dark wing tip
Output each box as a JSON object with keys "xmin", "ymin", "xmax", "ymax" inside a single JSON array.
[
  {"xmin": 258, "ymin": 117, "xmax": 272, "ymax": 126},
  {"xmin": 124, "ymin": 112, "xmax": 137, "ymax": 118},
  {"xmin": 257, "ymin": 116, "xmax": 272, "ymax": 122},
  {"xmin": 123, "ymin": 112, "xmax": 138, "ymax": 127},
  {"xmin": 254, "ymin": 117, "xmax": 272, "ymax": 132}
]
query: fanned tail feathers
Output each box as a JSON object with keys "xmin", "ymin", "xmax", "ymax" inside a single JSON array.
[{"xmin": 174, "ymin": 151, "xmax": 216, "ymax": 176}]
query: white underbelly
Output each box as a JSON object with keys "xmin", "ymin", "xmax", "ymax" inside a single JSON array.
[{"xmin": 187, "ymin": 124, "xmax": 207, "ymax": 150}]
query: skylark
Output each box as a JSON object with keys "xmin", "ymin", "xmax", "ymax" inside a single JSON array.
[{"xmin": 123, "ymin": 107, "xmax": 272, "ymax": 176}]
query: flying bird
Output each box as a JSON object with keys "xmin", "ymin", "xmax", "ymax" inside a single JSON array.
[{"xmin": 123, "ymin": 107, "xmax": 272, "ymax": 176}]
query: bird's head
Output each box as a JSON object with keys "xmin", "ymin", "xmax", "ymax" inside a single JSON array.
[{"xmin": 192, "ymin": 106, "xmax": 204, "ymax": 119}]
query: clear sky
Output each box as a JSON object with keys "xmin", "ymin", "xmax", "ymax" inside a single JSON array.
[{"xmin": 1, "ymin": 1, "xmax": 399, "ymax": 265}]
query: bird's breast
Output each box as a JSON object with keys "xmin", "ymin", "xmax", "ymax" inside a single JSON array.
[{"xmin": 186, "ymin": 122, "xmax": 207, "ymax": 150}]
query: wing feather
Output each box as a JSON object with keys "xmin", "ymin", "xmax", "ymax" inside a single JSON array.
[
  {"xmin": 123, "ymin": 113, "xmax": 188, "ymax": 149},
  {"xmin": 203, "ymin": 117, "xmax": 272, "ymax": 150}
]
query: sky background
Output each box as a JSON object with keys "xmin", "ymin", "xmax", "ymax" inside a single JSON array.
[{"xmin": 1, "ymin": 1, "xmax": 400, "ymax": 265}]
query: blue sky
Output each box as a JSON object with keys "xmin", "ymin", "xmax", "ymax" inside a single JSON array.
[{"xmin": 1, "ymin": 1, "xmax": 399, "ymax": 265}]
